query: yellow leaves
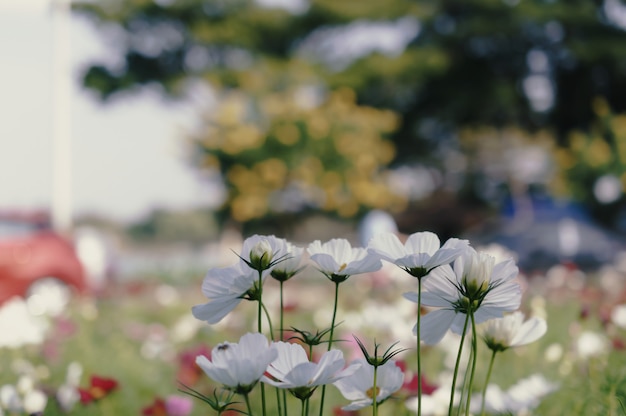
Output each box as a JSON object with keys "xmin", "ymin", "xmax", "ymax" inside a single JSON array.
[
  {"xmin": 194, "ymin": 86, "xmax": 403, "ymax": 222},
  {"xmin": 587, "ymin": 137, "xmax": 611, "ymax": 168},
  {"xmin": 274, "ymin": 124, "xmax": 300, "ymax": 146}
]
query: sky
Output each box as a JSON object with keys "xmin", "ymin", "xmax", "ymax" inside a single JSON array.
[{"xmin": 0, "ymin": 0, "xmax": 218, "ymax": 224}]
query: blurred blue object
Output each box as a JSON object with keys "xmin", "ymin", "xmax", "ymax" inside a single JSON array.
[{"xmin": 467, "ymin": 192, "xmax": 625, "ymax": 272}]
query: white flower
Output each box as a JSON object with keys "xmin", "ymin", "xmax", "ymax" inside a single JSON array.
[
  {"xmin": 367, "ymin": 231, "xmax": 468, "ymax": 278},
  {"xmin": 22, "ymin": 389, "xmax": 47, "ymax": 414},
  {"xmin": 0, "ymin": 385, "xmax": 22, "ymax": 413},
  {"xmin": 472, "ymin": 374, "xmax": 559, "ymax": 414},
  {"xmin": 408, "ymin": 246, "xmax": 521, "ymax": 345},
  {"xmin": 196, "ymin": 332, "xmax": 278, "ymax": 394},
  {"xmin": 575, "ymin": 330, "xmax": 609, "ymax": 360},
  {"xmin": 481, "ymin": 311, "xmax": 547, "ymax": 352},
  {"xmin": 262, "ymin": 342, "xmax": 357, "ymax": 399},
  {"xmin": 192, "ymin": 263, "xmax": 267, "ymax": 324},
  {"xmin": 307, "ymin": 239, "xmax": 382, "ymax": 282},
  {"xmin": 57, "ymin": 362, "xmax": 83, "ymax": 412},
  {"xmin": 241, "ymin": 234, "xmax": 285, "ymax": 271},
  {"xmin": 334, "ymin": 359, "xmax": 404, "ymax": 411},
  {"xmin": 270, "ymin": 239, "xmax": 305, "ymax": 282},
  {"xmin": 611, "ymin": 304, "xmax": 626, "ymax": 329}
]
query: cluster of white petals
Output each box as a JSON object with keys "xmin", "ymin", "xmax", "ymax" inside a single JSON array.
[
  {"xmin": 472, "ymin": 374, "xmax": 559, "ymax": 414},
  {"xmin": 196, "ymin": 333, "xmax": 278, "ymax": 392},
  {"xmin": 410, "ymin": 246, "xmax": 522, "ymax": 344},
  {"xmin": 196, "ymin": 332, "xmax": 360, "ymax": 397},
  {"xmin": 191, "ymin": 263, "xmax": 266, "ymax": 324},
  {"xmin": 192, "ymin": 235, "xmax": 304, "ymax": 324},
  {"xmin": 308, "ymin": 238, "xmax": 382, "ymax": 279},
  {"xmin": 481, "ymin": 311, "xmax": 547, "ymax": 352},
  {"xmin": 262, "ymin": 342, "xmax": 357, "ymax": 392},
  {"xmin": 368, "ymin": 231, "xmax": 468, "ymax": 277},
  {"xmin": 333, "ymin": 359, "xmax": 404, "ymax": 411}
]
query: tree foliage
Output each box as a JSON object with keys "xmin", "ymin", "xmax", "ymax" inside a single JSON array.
[{"xmin": 73, "ymin": 0, "xmax": 626, "ymax": 229}]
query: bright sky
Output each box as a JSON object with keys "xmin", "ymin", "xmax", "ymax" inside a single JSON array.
[{"xmin": 0, "ymin": 0, "xmax": 218, "ymax": 223}]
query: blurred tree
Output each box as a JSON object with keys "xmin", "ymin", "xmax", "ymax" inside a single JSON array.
[
  {"xmin": 554, "ymin": 99, "xmax": 626, "ymax": 230},
  {"xmin": 73, "ymin": 0, "xmax": 626, "ymax": 231}
]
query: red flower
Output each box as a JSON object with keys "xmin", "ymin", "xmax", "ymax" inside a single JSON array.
[
  {"xmin": 177, "ymin": 345, "xmax": 211, "ymax": 386},
  {"xmin": 333, "ymin": 407, "xmax": 359, "ymax": 416},
  {"xmin": 402, "ymin": 373, "xmax": 438, "ymax": 396},
  {"xmin": 78, "ymin": 375, "xmax": 118, "ymax": 404},
  {"xmin": 396, "ymin": 360, "xmax": 437, "ymax": 397},
  {"xmin": 142, "ymin": 398, "xmax": 168, "ymax": 416}
]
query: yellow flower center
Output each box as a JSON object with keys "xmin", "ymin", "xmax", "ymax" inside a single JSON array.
[
  {"xmin": 366, "ymin": 386, "xmax": 380, "ymax": 399},
  {"xmin": 338, "ymin": 263, "xmax": 347, "ymax": 272}
]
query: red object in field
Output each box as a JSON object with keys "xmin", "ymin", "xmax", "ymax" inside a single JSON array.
[
  {"xmin": 0, "ymin": 210, "xmax": 87, "ymax": 305},
  {"xmin": 78, "ymin": 375, "xmax": 119, "ymax": 404}
]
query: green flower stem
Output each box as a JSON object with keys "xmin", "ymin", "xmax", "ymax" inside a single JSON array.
[
  {"xmin": 456, "ymin": 340, "xmax": 474, "ymax": 416},
  {"xmin": 244, "ymin": 392, "xmax": 254, "ymax": 416},
  {"xmin": 257, "ymin": 270, "xmax": 264, "ymax": 334},
  {"xmin": 327, "ymin": 281, "xmax": 341, "ymax": 351},
  {"xmin": 373, "ymin": 364, "xmax": 379, "ymax": 416},
  {"xmin": 257, "ymin": 270, "xmax": 267, "ymax": 416},
  {"xmin": 280, "ymin": 281, "xmax": 285, "ymax": 341},
  {"xmin": 464, "ymin": 312, "xmax": 478, "ymax": 416},
  {"xmin": 448, "ymin": 312, "xmax": 471, "ymax": 416},
  {"xmin": 480, "ymin": 350, "xmax": 498, "ymax": 416},
  {"xmin": 276, "ymin": 388, "xmax": 283, "ymax": 416},
  {"xmin": 416, "ymin": 279, "xmax": 423, "ymax": 416},
  {"xmin": 318, "ymin": 281, "xmax": 341, "ymax": 416},
  {"xmin": 301, "ymin": 398, "xmax": 308, "ymax": 416},
  {"xmin": 261, "ymin": 302, "xmax": 275, "ymax": 340},
  {"xmin": 278, "ymin": 281, "xmax": 288, "ymax": 416}
]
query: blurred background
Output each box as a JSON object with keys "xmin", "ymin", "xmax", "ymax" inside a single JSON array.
[
  {"xmin": 3, "ymin": 1, "xmax": 626, "ymax": 414},
  {"xmin": 4, "ymin": 0, "xmax": 626, "ymax": 297}
]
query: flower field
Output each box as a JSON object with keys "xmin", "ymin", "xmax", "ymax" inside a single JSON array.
[{"xmin": 1, "ymin": 233, "xmax": 626, "ymax": 416}]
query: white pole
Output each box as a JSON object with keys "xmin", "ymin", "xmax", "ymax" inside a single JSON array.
[{"xmin": 51, "ymin": 0, "xmax": 73, "ymax": 232}]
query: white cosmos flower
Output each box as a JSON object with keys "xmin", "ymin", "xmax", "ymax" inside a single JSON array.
[
  {"xmin": 192, "ymin": 263, "xmax": 267, "ymax": 324},
  {"xmin": 575, "ymin": 330, "xmax": 609, "ymax": 360},
  {"xmin": 307, "ymin": 239, "xmax": 382, "ymax": 282},
  {"xmin": 196, "ymin": 332, "xmax": 277, "ymax": 394},
  {"xmin": 241, "ymin": 234, "xmax": 285, "ymax": 271},
  {"xmin": 261, "ymin": 342, "xmax": 357, "ymax": 399},
  {"xmin": 481, "ymin": 311, "xmax": 547, "ymax": 352},
  {"xmin": 270, "ymin": 239, "xmax": 305, "ymax": 282},
  {"xmin": 471, "ymin": 374, "xmax": 559, "ymax": 414},
  {"xmin": 611, "ymin": 304, "xmax": 626, "ymax": 329},
  {"xmin": 407, "ymin": 246, "xmax": 521, "ymax": 345},
  {"xmin": 334, "ymin": 359, "xmax": 404, "ymax": 411},
  {"xmin": 367, "ymin": 231, "xmax": 468, "ymax": 278}
]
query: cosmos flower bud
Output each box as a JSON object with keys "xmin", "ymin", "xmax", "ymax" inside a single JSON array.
[
  {"xmin": 461, "ymin": 251, "xmax": 495, "ymax": 299},
  {"xmin": 249, "ymin": 240, "xmax": 274, "ymax": 271}
]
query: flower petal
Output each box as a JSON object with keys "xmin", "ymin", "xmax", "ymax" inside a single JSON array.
[
  {"xmin": 420, "ymin": 309, "xmax": 457, "ymax": 345},
  {"xmin": 510, "ymin": 317, "xmax": 547, "ymax": 347}
]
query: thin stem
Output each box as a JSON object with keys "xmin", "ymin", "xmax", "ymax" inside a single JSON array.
[
  {"xmin": 416, "ymin": 279, "xmax": 423, "ymax": 416},
  {"xmin": 464, "ymin": 312, "xmax": 478, "ymax": 416},
  {"xmin": 276, "ymin": 388, "xmax": 283, "ymax": 416},
  {"xmin": 244, "ymin": 393, "xmax": 254, "ymax": 416},
  {"xmin": 283, "ymin": 389, "xmax": 289, "ymax": 416},
  {"xmin": 480, "ymin": 350, "xmax": 498, "ymax": 416},
  {"xmin": 318, "ymin": 281, "xmax": 341, "ymax": 416},
  {"xmin": 373, "ymin": 365, "xmax": 379, "ymax": 416},
  {"xmin": 301, "ymin": 398, "xmax": 307, "ymax": 416},
  {"xmin": 279, "ymin": 281, "xmax": 288, "ymax": 416},
  {"xmin": 327, "ymin": 281, "xmax": 341, "ymax": 351},
  {"xmin": 257, "ymin": 269, "xmax": 267, "ymax": 416},
  {"xmin": 261, "ymin": 302, "xmax": 275, "ymax": 340},
  {"xmin": 456, "ymin": 338, "xmax": 474, "ymax": 416},
  {"xmin": 280, "ymin": 280, "xmax": 285, "ymax": 341},
  {"xmin": 257, "ymin": 271, "xmax": 263, "ymax": 334},
  {"xmin": 448, "ymin": 312, "xmax": 471, "ymax": 416}
]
